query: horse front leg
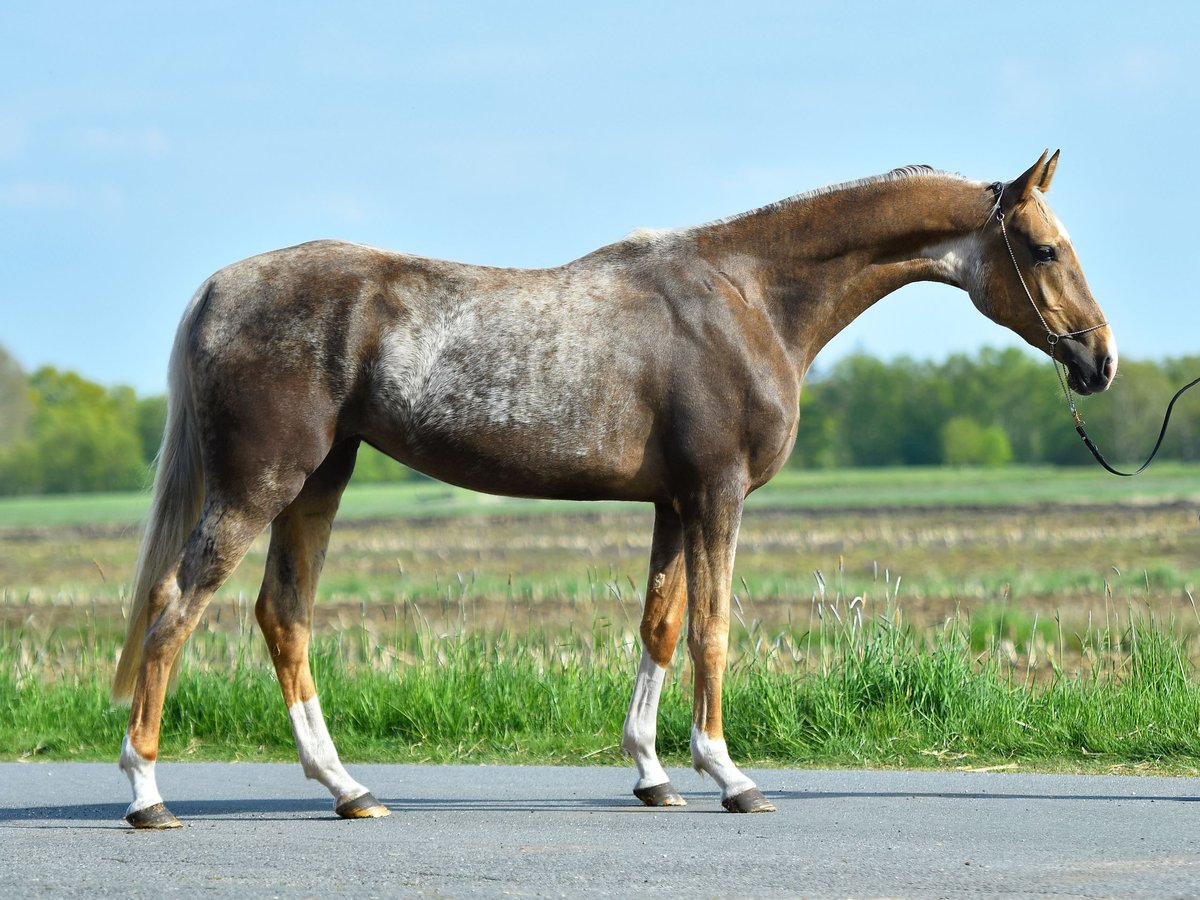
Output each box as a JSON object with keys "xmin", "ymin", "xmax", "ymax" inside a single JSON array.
[
  {"xmin": 622, "ymin": 504, "xmax": 688, "ymax": 806},
  {"xmin": 682, "ymin": 484, "xmax": 776, "ymax": 814}
]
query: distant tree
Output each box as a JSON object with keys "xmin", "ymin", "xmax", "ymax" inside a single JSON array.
[
  {"xmin": 1160, "ymin": 356, "xmax": 1200, "ymax": 461},
  {"xmin": 939, "ymin": 347, "xmax": 1072, "ymax": 464},
  {"xmin": 0, "ymin": 367, "xmax": 146, "ymax": 495},
  {"xmin": 351, "ymin": 443, "xmax": 417, "ymax": 483},
  {"xmin": 942, "ymin": 416, "xmax": 1014, "ymax": 467},
  {"xmin": 820, "ymin": 354, "xmax": 908, "ymax": 466},
  {"xmin": 786, "ymin": 346, "xmax": 1167, "ymax": 470},
  {"xmin": 790, "ymin": 385, "xmax": 839, "ymax": 468},
  {"xmin": 0, "ymin": 344, "xmax": 30, "ymax": 447},
  {"xmin": 1077, "ymin": 357, "xmax": 1200, "ymax": 465},
  {"xmin": 135, "ymin": 395, "xmax": 168, "ymax": 463}
]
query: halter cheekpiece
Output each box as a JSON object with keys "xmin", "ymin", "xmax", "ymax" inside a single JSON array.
[{"xmin": 987, "ymin": 181, "xmax": 1108, "ymax": 345}]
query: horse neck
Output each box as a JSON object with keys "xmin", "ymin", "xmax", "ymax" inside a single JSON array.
[{"xmin": 694, "ymin": 174, "xmax": 991, "ymax": 371}]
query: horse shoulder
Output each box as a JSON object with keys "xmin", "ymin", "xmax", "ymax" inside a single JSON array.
[{"xmin": 635, "ymin": 254, "xmax": 800, "ymax": 483}]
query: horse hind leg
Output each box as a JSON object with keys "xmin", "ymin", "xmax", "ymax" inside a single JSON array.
[
  {"xmin": 622, "ymin": 504, "xmax": 688, "ymax": 807},
  {"xmin": 254, "ymin": 439, "xmax": 388, "ymax": 820},
  {"xmin": 120, "ymin": 497, "xmax": 286, "ymax": 828}
]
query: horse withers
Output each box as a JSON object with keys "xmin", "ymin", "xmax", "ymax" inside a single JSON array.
[{"xmin": 113, "ymin": 151, "xmax": 1115, "ymax": 827}]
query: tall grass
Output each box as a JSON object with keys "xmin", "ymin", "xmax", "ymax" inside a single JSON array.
[{"xmin": 5, "ymin": 576, "xmax": 1200, "ymax": 771}]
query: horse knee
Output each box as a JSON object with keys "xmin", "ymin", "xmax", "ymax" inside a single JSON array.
[{"xmin": 686, "ymin": 619, "xmax": 730, "ymax": 672}]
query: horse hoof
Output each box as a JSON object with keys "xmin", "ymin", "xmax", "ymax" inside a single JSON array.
[
  {"xmin": 126, "ymin": 802, "xmax": 183, "ymax": 829},
  {"xmin": 633, "ymin": 781, "xmax": 687, "ymax": 807},
  {"xmin": 336, "ymin": 791, "xmax": 390, "ymax": 819},
  {"xmin": 721, "ymin": 787, "xmax": 776, "ymax": 814}
]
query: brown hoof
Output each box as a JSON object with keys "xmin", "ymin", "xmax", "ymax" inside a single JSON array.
[
  {"xmin": 336, "ymin": 791, "xmax": 390, "ymax": 819},
  {"xmin": 633, "ymin": 781, "xmax": 687, "ymax": 807},
  {"xmin": 125, "ymin": 802, "xmax": 183, "ymax": 829},
  {"xmin": 721, "ymin": 787, "xmax": 776, "ymax": 814}
]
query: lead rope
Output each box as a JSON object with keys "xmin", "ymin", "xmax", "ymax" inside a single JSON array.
[{"xmin": 992, "ymin": 185, "xmax": 1200, "ymax": 476}]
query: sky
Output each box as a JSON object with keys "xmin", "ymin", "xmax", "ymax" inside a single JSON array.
[{"xmin": 2, "ymin": 2, "xmax": 1199, "ymax": 396}]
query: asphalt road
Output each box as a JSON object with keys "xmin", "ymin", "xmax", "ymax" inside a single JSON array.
[{"xmin": 2, "ymin": 762, "xmax": 1199, "ymax": 898}]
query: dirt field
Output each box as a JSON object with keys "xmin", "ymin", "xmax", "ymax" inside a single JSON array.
[{"xmin": 5, "ymin": 500, "xmax": 1198, "ymax": 649}]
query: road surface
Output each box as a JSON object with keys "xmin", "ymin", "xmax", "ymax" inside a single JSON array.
[{"xmin": 2, "ymin": 763, "xmax": 1198, "ymax": 897}]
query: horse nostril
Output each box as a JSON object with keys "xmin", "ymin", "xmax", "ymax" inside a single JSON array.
[{"xmin": 1102, "ymin": 354, "xmax": 1116, "ymax": 384}]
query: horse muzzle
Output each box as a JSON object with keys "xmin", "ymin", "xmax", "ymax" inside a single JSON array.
[{"xmin": 1058, "ymin": 339, "xmax": 1117, "ymax": 395}]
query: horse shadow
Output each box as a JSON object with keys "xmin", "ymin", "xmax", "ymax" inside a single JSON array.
[
  {"xmin": 3, "ymin": 787, "xmax": 1196, "ymax": 828},
  {"xmin": 771, "ymin": 788, "xmax": 1200, "ymax": 804},
  {"xmin": 0, "ymin": 797, "xmax": 331, "ymax": 827}
]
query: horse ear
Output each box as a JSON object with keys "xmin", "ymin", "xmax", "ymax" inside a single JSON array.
[
  {"xmin": 1008, "ymin": 150, "xmax": 1050, "ymax": 204},
  {"xmin": 1039, "ymin": 149, "xmax": 1060, "ymax": 193}
]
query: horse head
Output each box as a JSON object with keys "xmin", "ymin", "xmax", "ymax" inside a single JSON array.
[{"xmin": 974, "ymin": 150, "xmax": 1117, "ymax": 395}]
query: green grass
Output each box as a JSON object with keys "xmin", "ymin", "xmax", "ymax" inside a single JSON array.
[
  {"xmin": 4, "ymin": 462, "xmax": 1200, "ymax": 529},
  {"xmin": 5, "ymin": 464, "xmax": 1200, "ymax": 772},
  {"xmin": 6, "ymin": 594, "xmax": 1200, "ymax": 772}
]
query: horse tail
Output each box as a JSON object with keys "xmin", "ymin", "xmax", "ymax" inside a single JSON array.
[{"xmin": 111, "ymin": 284, "xmax": 210, "ymax": 704}]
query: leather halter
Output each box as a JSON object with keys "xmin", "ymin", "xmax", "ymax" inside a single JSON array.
[{"xmin": 987, "ymin": 181, "xmax": 1199, "ymax": 477}]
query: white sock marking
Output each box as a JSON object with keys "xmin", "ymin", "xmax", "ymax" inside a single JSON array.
[
  {"xmin": 288, "ymin": 695, "xmax": 369, "ymax": 806},
  {"xmin": 119, "ymin": 734, "xmax": 163, "ymax": 816},
  {"xmin": 621, "ymin": 650, "xmax": 670, "ymax": 790},
  {"xmin": 690, "ymin": 724, "xmax": 756, "ymax": 799}
]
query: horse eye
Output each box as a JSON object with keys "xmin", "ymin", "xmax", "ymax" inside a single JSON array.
[{"xmin": 1032, "ymin": 245, "xmax": 1057, "ymax": 263}]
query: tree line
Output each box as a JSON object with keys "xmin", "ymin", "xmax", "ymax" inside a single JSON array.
[
  {"xmin": 791, "ymin": 346, "xmax": 1200, "ymax": 469},
  {"xmin": 2, "ymin": 343, "xmax": 1199, "ymax": 496},
  {"xmin": 0, "ymin": 344, "xmax": 412, "ymax": 496}
]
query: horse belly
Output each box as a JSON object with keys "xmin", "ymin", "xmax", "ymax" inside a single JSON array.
[{"xmin": 371, "ymin": 304, "xmax": 659, "ymax": 500}]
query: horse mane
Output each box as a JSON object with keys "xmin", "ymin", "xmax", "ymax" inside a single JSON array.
[
  {"xmin": 700, "ymin": 164, "xmax": 961, "ymax": 230},
  {"xmin": 612, "ymin": 165, "xmax": 965, "ymax": 255}
]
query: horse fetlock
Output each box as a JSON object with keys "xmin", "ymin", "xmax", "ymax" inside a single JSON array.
[
  {"xmin": 690, "ymin": 725, "xmax": 756, "ymax": 801},
  {"xmin": 623, "ymin": 725, "xmax": 670, "ymax": 789},
  {"xmin": 618, "ymin": 726, "xmax": 645, "ymax": 759},
  {"xmin": 119, "ymin": 734, "xmax": 166, "ymax": 821},
  {"xmin": 288, "ymin": 696, "xmax": 370, "ymax": 804}
]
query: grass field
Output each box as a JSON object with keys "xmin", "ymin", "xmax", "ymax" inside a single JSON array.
[
  {"xmin": 4, "ymin": 464, "xmax": 1200, "ymax": 770},
  {"xmin": 5, "ymin": 463, "xmax": 1200, "ymax": 529}
]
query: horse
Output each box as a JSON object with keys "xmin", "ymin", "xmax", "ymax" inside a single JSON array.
[{"xmin": 112, "ymin": 151, "xmax": 1116, "ymax": 827}]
